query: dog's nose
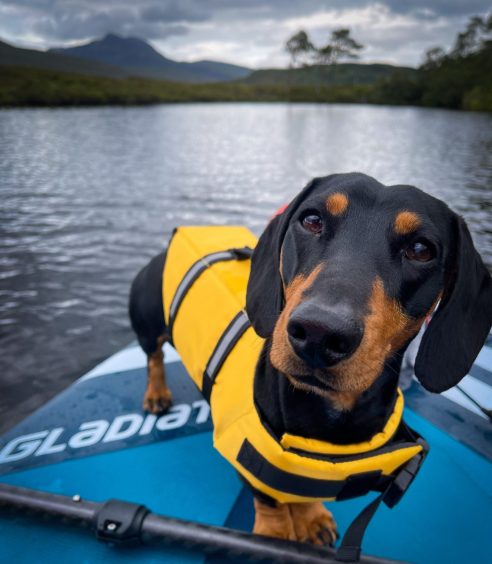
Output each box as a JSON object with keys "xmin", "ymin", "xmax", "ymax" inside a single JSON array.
[{"xmin": 287, "ymin": 302, "xmax": 363, "ymax": 368}]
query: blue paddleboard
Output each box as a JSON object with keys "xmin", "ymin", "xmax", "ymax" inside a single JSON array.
[{"xmin": 1, "ymin": 337, "xmax": 491, "ymax": 563}]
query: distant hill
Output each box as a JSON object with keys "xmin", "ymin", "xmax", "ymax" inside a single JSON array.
[
  {"xmin": 1, "ymin": 36, "xmax": 414, "ymax": 87},
  {"xmin": 50, "ymin": 34, "xmax": 251, "ymax": 83},
  {"xmin": 0, "ymin": 39, "xmax": 129, "ymax": 78},
  {"xmin": 241, "ymin": 63, "xmax": 416, "ymax": 86}
]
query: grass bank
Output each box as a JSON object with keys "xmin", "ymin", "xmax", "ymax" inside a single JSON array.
[{"xmin": 0, "ymin": 66, "xmax": 374, "ymax": 107}]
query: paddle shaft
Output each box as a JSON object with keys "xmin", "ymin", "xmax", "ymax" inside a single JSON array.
[{"xmin": 0, "ymin": 483, "xmax": 403, "ymax": 564}]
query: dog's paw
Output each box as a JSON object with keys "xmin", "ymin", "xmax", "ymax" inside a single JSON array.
[
  {"xmin": 290, "ymin": 502, "xmax": 338, "ymax": 546},
  {"xmin": 252, "ymin": 499, "xmax": 296, "ymax": 541},
  {"xmin": 143, "ymin": 386, "xmax": 172, "ymax": 414}
]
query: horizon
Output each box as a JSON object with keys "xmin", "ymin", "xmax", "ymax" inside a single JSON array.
[
  {"xmin": 3, "ymin": 31, "xmax": 421, "ymax": 70},
  {"xmin": 1, "ymin": 1, "xmax": 490, "ymax": 69}
]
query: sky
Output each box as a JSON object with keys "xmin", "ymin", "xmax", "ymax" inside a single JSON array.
[{"xmin": 1, "ymin": 0, "xmax": 490, "ymax": 68}]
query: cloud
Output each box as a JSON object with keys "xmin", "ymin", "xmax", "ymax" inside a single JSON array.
[
  {"xmin": 0, "ymin": 0, "xmax": 490, "ymax": 65},
  {"xmin": 140, "ymin": 2, "xmax": 210, "ymax": 24},
  {"xmin": 385, "ymin": 0, "xmax": 491, "ymax": 18},
  {"xmin": 279, "ymin": 3, "xmax": 459, "ymax": 66},
  {"xmin": 33, "ymin": 6, "xmax": 137, "ymax": 41}
]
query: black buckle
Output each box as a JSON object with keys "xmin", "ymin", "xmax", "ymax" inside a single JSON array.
[
  {"xmin": 228, "ymin": 247, "xmax": 254, "ymax": 260},
  {"xmin": 95, "ymin": 499, "xmax": 149, "ymax": 546},
  {"xmin": 384, "ymin": 439, "xmax": 429, "ymax": 508},
  {"xmin": 336, "ymin": 470, "xmax": 382, "ymax": 501}
]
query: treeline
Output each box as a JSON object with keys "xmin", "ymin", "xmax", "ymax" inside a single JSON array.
[
  {"xmin": 0, "ymin": 66, "xmax": 376, "ymax": 106},
  {"xmin": 1, "ymin": 58, "xmax": 490, "ymax": 111}
]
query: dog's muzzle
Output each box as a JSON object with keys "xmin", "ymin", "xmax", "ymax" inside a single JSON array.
[{"xmin": 287, "ymin": 301, "xmax": 363, "ymax": 369}]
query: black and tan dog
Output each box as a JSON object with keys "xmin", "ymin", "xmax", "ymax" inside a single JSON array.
[{"xmin": 129, "ymin": 172, "xmax": 492, "ymax": 545}]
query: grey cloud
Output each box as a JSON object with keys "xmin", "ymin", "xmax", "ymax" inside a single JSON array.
[
  {"xmin": 33, "ymin": 6, "xmax": 136, "ymax": 41},
  {"xmin": 385, "ymin": 0, "xmax": 491, "ymax": 18},
  {"xmin": 128, "ymin": 22, "xmax": 189, "ymax": 41},
  {"xmin": 140, "ymin": 2, "xmax": 210, "ymax": 24},
  {"xmin": 3, "ymin": 0, "xmax": 491, "ymax": 36},
  {"xmin": 2, "ymin": 0, "xmax": 210, "ymax": 42},
  {"xmin": 17, "ymin": 1, "xmax": 194, "ymax": 42},
  {"xmin": 0, "ymin": 0, "xmax": 490, "ymax": 65}
]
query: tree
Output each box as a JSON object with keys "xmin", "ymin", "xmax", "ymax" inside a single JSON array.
[
  {"xmin": 450, "ymin": 14, "xmax": 492, "ymax": 58},
  {"xmin": 285, "ymin": 30, "xmax": 315, "ymax": 67},
  {"xmin": 315, "ymin": 44, "xmax": 335, "ymax": 65},
  {"xmin": 419, "ymin": 13, "xmax": 491, "ymax": 70},
  {"xmin": 285, "ymin": 27, "xmax": 363, "ymax": 67},
  {"xmin": 420, "ymin": 46, "xmax": 446, "ymax": 70},
  {"xmin": 316, "ymin": 28, "xmax": 364, "ymax": 65}
]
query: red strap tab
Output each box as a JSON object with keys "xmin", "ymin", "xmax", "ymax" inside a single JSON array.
[{"xmin": 270, "ymin": 203, "xmax": 288, "ymax": 221}]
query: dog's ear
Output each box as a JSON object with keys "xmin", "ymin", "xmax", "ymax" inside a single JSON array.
[
  {"xmin": 415, "ymin": 216, "xmax": 492, "ymax": 392},
  {"xmin": 246, "ymin": 178, "xmax": 325, "ymax": 337},
  {"xmin": 246, "ymin": 213, "xmax": 285, "ymax": 337}
]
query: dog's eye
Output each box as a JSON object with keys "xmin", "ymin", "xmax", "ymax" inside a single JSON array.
[
  {"xmin": 300, "ymin": 213, "xmax": 323, "ymax": 234},
  {"xmin": 405, "ymin": 240, "xmax": 435, "ymax": 262}
]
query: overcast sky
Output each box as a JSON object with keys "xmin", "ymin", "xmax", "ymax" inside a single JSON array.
[{"xmin": 1, "ymin": 1, "xmax": 490, "ymax": 68}]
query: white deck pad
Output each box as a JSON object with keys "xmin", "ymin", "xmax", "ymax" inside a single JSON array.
[
  {"xmin": 441, "ymin": 374, "xmax": 492, "ymax": 420},
  {"xmin": 79, "ymin": 342, "xmax": 180, "ymax": 382}
]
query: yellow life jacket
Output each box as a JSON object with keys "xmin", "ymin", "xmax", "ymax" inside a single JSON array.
[{"xmin": 162, "ymin": 226, "xmax": 428, "ymax": 507}]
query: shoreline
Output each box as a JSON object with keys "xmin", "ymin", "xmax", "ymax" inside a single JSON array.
[{"xmin": 1, "ymin": 64, "xmax": 490, "ymax": 112}]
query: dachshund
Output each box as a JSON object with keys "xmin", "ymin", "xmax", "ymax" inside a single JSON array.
[{"xmin": 129, "ymin": 172, "xmax": 492, "ymax": 545}]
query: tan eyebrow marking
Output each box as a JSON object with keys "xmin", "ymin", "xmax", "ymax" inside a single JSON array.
[
  {"xmin": 394, "ymin": 211, "xmax": 421, "ymax": 235},
  {"xmin": 269, "ymin": 264, "xmax": 323, "ymax": 373},
  {"xmin": 326, "ymin": 193, "xmax": 349, "ymax": 216}
]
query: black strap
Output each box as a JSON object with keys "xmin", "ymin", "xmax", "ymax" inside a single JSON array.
[
  {"xmin": 382, "ymin": 439, "xmax": 428, "ymax": 508},
  {"xmin": 335, "ymin": 447, "xmax": 427, "ymax": 562},
  {"xmin": 335, "ymin": 489, "xmax": 387, "ymax": 562},
  {"xmin": 167, "ymin": 246, "xmax": 253, "ymax": 342},
  {"xmin": 202, "ymin": 311, "xmax": 251, "ymax": 402}
]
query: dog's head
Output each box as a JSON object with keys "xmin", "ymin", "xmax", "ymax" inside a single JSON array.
[{"xmin": 246, "ymin": 173, "xmax": 492, "ymax": 405}]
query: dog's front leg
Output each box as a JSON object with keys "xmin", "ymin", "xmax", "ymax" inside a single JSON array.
[
  {"xmin": 253, "ymin": 498, "xmax": 337, "ymax": 546},
  {"xmin": 289, "ymin": 501, "xmax": 338, "ymax": 546},
  {"xmin": 252, "ymin": 498, "xmax": 296, "ymax": 540},
  {"xmin": 143, "ymin": 335, "xmax": 173, "ymax": 413}
]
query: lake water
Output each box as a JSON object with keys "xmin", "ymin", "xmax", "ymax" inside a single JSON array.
[{"xmin": 1, "ymin": 103, "xmax": 491, "ymax": 433}]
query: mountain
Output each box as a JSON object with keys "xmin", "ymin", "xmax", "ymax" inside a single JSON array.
[
  {"xmin": 0, "ymin": 39, "xmax": 129, "ymax": 78},
  {"xmin": 0, "ymin": 35, "xmax": 413, "ymax": 88},
  {"xmin": 50, "ymin": 34, "xmax": 251, "ymax": 83},
  {"xmin": 240, "ymin": 63, "xmax": 417, "ymax": 87}
]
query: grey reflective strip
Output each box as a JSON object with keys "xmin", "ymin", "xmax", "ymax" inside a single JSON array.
[
  {"xmin": 169, "ymin": 251, "xmax": 236, "ymax": 322},
  {"xmin": 205, "ymin": 312, "xmax": 250, "ymax": 380}
]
